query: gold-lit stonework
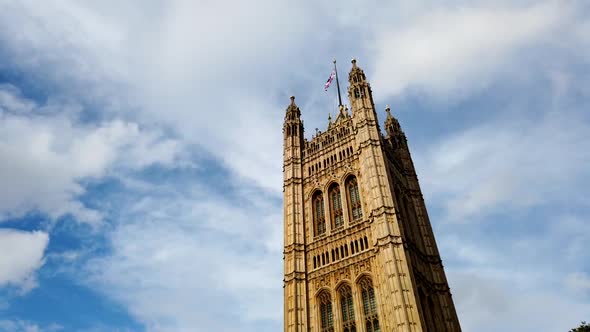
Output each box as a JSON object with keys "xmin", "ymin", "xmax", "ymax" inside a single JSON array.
[{"xmin": 283, "ymin": 59, "xmax": 461, "ymax": 332}]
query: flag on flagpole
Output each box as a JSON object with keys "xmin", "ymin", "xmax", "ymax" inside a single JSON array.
[{"xmin": 324, "ymin": 71, "xmax": 336, "ymax": 91}]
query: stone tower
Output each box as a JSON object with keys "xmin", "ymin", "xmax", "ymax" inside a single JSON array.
[{"xmin": 283, "ymin": 59, "xmax": 461, "ymax": 332}]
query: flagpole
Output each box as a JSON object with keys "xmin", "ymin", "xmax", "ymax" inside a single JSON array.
[{"xmin": 333, "ymin": 59, "xmax": 343, "ymax": 107}]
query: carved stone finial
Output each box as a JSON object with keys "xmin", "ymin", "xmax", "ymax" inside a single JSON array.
[
  {"xmin": 290, "ymin": 96, "xmax": 295, "ymax": 104},
  {"xmin": 328, "ymin": 113, "xmax": 332, "ymax": 123},
  {"xmin": 385, "ymin": 105, "xmax": 391, "ymax": 115},
  {"xmin": 351, "ymin": 58, "xmax": 357, "ymax": 67}
]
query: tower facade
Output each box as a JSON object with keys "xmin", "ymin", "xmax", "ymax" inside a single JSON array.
[{"xmin": 283, "ymin": 60, "xmax": 461, "ymax": 332}]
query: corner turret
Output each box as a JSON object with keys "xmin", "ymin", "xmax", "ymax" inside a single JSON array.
[
  {"xmin": 347, "ymin": 59, "xmax": 375, "ymax": 116},
  {"xmin": 284, "ymin": 96, "xmax": 304, "ymax": 140},
  {"xmin": 384, "ymin": 106, "xmax": 407, "ymax": 150}
]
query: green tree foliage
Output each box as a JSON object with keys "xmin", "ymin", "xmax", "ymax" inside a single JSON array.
[{"xmin": 570, "ymin": 321, "xmax": 590, "ymax": 332}]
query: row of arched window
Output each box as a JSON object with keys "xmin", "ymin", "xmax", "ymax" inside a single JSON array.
[
  {"xmin": 335, "ymin": 127, "xmax": 351, "ymax": 140},
  {"xmin": 313, "ymin": 176, "xmax": 363, "ymax": 237},
  {"xmin": 318, "ymin": 277, "xmax": 380, "ymax": 332},
  {"xmin": 308, "ymin": 145, "xmax": 354, "ymax": 175},
  {"xmin": 313, "ymin": 236, "xmax": 370, "ymax": 269}
]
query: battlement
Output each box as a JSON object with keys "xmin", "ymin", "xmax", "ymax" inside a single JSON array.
[{"xmin": 303, "ymin": 107, "xmax": 354, "ymax": 159}]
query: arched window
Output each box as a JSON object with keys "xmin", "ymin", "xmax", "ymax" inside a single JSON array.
[
  {"xmin": 329, "ymin": 184, "xmax": 344, "ymax": 229},
  {"xmin": 339, "ymin": 285, "xmax": 356, "ymax": 332},
  {"xmin": 313, "ymin": 191, "xmax": 326, "ymax": 236},
  {"xmin": 360, "ymin": 278, "xmax": 380, "ymax": 332},
  {"xmin": 318, "ymin": 291, "xmax": 334, "ymax": 332},
  {"xmin": 346, "ymin": 177, "xmax": 363, "ymax": 222}
]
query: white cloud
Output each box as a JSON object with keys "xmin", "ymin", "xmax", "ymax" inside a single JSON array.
[
  {"xmin": 0, "ymin": 85, "xmax": 186, "ymax": 223},
  {"xmin": 82, "ymin": 184, "xmax": 283, "ymax": 331},
  {"xmin": 0, "ymin": 229, "xmax": 49, "ymax": 293},
  {"xmin": 450, "ymin": 270, "xmax": 590, "ymax": 332},
  {"xmin": 0, "ymin": 0, "xmax": 325, "ymax": 193},
  {"xmin": 437, "ymin": 210, "xmax": 590, "ymax": 332},
  {"xmin": 415, "ymin": 111, "xmax": 590, "ymax": 221},
  {"xmin": 0, "ymin": 84, "xmax": 35, "ymax": 113},
  {"xmin": 370, "ymin": 1, "xmax": 585, "ymax": 100}
]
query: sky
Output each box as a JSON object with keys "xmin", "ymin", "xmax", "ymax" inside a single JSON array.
[{"xmin": 0, "ymin": 0, "xmax": 589, "ymax": 331}]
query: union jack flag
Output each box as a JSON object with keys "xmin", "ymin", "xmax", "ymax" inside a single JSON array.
[{"xmin": 324, "ymin": 71, "xmax": 336, "ymax": 91}]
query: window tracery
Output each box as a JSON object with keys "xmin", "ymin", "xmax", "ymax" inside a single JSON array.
[
  {"xmin": 347, "ymin": 177, "xmax": 363, "ymax": 222},
  {"xmin": 360, "ymin": 278, "xmax": 380, "ymax": 332},
  {"xmin": 339, "ymin": 285, "xmax": 356, "ymax": 332},
  {"xmin": 313, "ymin": 191, "xmax": 326, "ymax": 236},
  {"xmin": 318, "ymin": 291, "xmax": 334, "ymax": 332},
  {"xmin": 329, "ymin": 184, "xmax": 344, "ymax": 229}
]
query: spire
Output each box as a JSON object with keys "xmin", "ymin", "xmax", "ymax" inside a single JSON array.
[
  {"xmin": 285, "ymin": 95, "xmax": 301, "ymax": 121},
  {"xmin": 284, "ymin": 95, "xmax": 303, "ymax": 139},
  {"xmin": 348, "ymin": 58, "xmax": 367, "ymax": 84},
  {"xmin": 384, "ymin": 105, "xmax": 405, "ymax": 148},
  {"xmin": 347, "ymin": 58, "xmax": 374, "ymax": 116}
]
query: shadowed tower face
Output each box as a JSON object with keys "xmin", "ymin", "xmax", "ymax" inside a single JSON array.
[{"xmin": 283, "ymin": 59, "xmax": 461, "ymax": 332}]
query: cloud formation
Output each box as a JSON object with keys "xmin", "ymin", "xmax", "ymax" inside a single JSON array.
[
  {"xmin": 0, "ymin": 84, "xmax": 185, "ymax": 223},
  {"xmin": 82, "ymin": 181, "xmax": 283, "ymax": 331},
  {"xmin": 415, "ymin": 111, "xmax": 590, "ymax": 221},
  {"xmin": 0, "ymin": 229, "xmax": 48, "ymax": 293},
  {"xmin": 370, "ymin": 1, "xmax": 580, "ymax": 99}
]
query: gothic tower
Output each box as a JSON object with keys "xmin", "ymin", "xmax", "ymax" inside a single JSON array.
[{"xmin": 283, "ymin": 59, "xmax": 461, "ymax": 332}]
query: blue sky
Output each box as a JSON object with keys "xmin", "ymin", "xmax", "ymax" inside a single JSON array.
[{"xmin": 0, "ymin": 1, "xmax": 589, "ymax": 331}]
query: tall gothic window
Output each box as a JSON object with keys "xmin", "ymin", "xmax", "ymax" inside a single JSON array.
[
  {"xmin": 360, "ymin": 278, "xmax": 380, "ymax": 332},
  {"xmin": 313, "ymin": 191, "xmax": 326, "ymax": 236},
  {"xmin": 339, "ymin": 285, "xmax": 356, "ymax": 332},
  {"xmin": 329, "ymin": 184, "xmax": 344, "ymax": 229},
  {"xmin": 347, "ymin": 176, "xmax": 363, "ymax": 222},
  {"xmin": 318, "ymin": 291, "xmax": 334, "ymax": 332}
]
